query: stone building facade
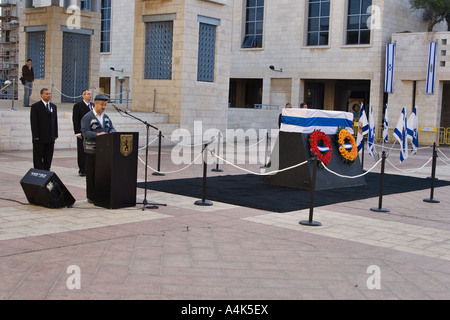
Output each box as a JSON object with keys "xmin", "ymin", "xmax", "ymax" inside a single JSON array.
[
  {"xmin": 229, "ymin": 0, "xmax": 448, "ymax": 130},
  {"xmin": 390, "ymin": 32, "xmax": 450, "ymax": 130},
  {"xmin": 16, "ymin": 0, "xmax": 450, "ymax": 138},
  {"xmin": 18, "ymin": 2, "xmax": 101, "ymax": 103},
  {"xmin": 132, "ymin": 0, "xmax": 232, "ymax": 134}
]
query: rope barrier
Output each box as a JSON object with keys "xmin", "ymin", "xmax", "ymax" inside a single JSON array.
[
  {"xmin": 371, "ymin": 141, "xmax": 431, "ymax": 152},
  {"xmin": 22, "ymin": 83, "xmax": 34, "ymax": 90},
  {"xmin": 138, "ymin": 136, "xmax": 159, "ymax": 151},
  {"xmin": 162, "ymin": 134, "xmax": 216, "ymax": 147},
  {"xmin": 437, "ymin": 148, "xmax": 450, "ymax": 165},
  {"xmin": 223, "ymin": 135, "xmax": 267, "ymax": 148},
  {"xmin": 437, "ymin": 147, "xmax": 450, "ymax": 159},
  {"xmin": 321, "ymin": 158, "xmax": 382, "ymax": 179},
  {"xmin": 138, "ymin": 150, "xmax": 203, "ymax": 175},
  {"xmin": 208, "ymin": 149, "xmax": 308, "ymax": 176},
  {"xmin": 438, "ymin": 157, "xmax": 450, "ymax": 166},
  {"xmin": 51, "ymin": 84, "xmax": 83, "ymax": 99},
  {"xmin": 386, "ymin": 157, "xmax": 433, "ymax": 174}
]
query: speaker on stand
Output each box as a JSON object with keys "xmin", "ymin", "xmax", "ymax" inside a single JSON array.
[{"xmin": 20, "ymin": 168, "xmax": 75, "ymax": 208}]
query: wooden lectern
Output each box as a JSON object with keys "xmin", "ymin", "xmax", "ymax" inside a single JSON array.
[{"xmin": 94, "ymin": 132, "xmax": 139, "ymax": 209}]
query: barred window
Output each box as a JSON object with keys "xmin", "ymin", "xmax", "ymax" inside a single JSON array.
[
  {"xmin": 144, "ymin": 21, "xmax": 173, "ymax": 80},
  {"xmin": 197, "ymin": 23, "xmax": 216, "ymax": 82},
  {"xmin": 27, "ymin": 31, "xmax": 45, "ymax": 79},
  {"xmin": 307, "ymin": 0, "xmax": 330, "ymax": 46},
  {"xmin": 346, "ymin": 0, "xmax": 371, "ymax": 45}
]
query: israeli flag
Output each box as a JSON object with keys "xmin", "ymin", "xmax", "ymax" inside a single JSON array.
[
  {"xmin": 385, "ymin": 43, "xmax": 395, "ymax": 93},
  {"xmin": 356, "ymin": 105, "xmax": 369, "ymax": 152},
  {"xmin": 426, "ymin": 41, "xmax": 437, "ymax": 94},
  {"xmin": 407, "ymin": 107, "xmax": 419, "ymax": 155},
  {"xmin": 382, "ymin": 104, "xmax": 389, "ymax": 143},
  {"xmin": 368, "ymin": 106, "xmax": 376, "ymax": 157},
  {"xmin": 393, "ymin": 108, "xmax": 408, "ymax": 163}
]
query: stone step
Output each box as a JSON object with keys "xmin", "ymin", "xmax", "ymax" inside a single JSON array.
[{"xmin": 0, "ymin": 103, "xmax": 179, "ymax": 151}]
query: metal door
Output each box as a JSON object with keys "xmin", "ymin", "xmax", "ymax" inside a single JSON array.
[{"xmin": 61, "ymin": 32, "xmax": 90, "ymax": 103}]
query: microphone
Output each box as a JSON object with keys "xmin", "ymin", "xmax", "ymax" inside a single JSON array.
[{"xmin": 111, "ymin": 104, "xmax": 129, "ymax": 114}]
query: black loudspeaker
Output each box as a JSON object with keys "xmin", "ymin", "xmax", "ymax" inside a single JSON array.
[{"xmin": 20, "ymin": 168, "xmax": 76, "ymax": 208}]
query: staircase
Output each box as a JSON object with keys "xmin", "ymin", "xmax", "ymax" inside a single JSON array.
[{"xmin": 0, "ymin": 101, "xmax": 179, "ymax": 151}]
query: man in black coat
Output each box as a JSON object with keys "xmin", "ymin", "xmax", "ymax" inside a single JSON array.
[
  {"xmin": 30, "ymin": 88, "xmax": 58, "ymax": 171},
  {"xmin": 72, "ymin": 89, "xmax": 93, "ymax": 176}
]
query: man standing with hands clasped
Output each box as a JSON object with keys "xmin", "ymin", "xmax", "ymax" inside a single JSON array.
[
  {"xmin": 30, "ymin": 88, "xmax": 58, "ymax": 171},
  {"xmin": 72, "ymin": 89, "xmax": 93, "ymax": 177},
  {"xmin": 81, "ymin": 94, "xmax": 116, "ymax": 204}
]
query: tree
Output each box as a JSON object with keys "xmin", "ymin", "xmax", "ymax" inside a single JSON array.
[
  {"xmin": 409, "ymin": 0, "xmax": 450, "ymax": 31},
  {"xmin": 447, "ymin": 13, "xmax": 450, "ymax": 31}
]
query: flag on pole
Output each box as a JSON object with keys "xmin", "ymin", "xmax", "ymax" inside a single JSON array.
[
  {"xmin": 368, "ymin": 106, "xmax": 376, "ymax": 157},
  {"xmin": 407, "ymin": 107, "xmax": 419, "ymax": 155},
  {"xmin": 356, "ymin": 105, "xmax": 369, "ymax": 152},
  {"xmin": 393, "ymin": 108, "xmax": 408, "ymax": 162},
  {"xmin": 385, "ymin": 43, "xmax": 396, "ymax": 93},
  {"xmin": 426, "ymin": 41, "xmax": 437, "ymax": 94},
  {"xmin": 382, "ymin": 104, "xmax": 389, "ymax": 143}
]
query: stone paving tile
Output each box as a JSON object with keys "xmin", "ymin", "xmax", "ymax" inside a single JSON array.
[{"xmin": 0, "ymin": 147, "xmax": 449, "ymax": 303}]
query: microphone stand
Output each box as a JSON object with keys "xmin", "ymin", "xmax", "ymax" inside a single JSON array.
[{"xmin": 112, "ymin": 105, "xmax": 166, "ymax": 210}]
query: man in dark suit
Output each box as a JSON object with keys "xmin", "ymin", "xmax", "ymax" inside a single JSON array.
[
  {"xmin": 30, "ymin": 88, "xmax": 58, "ymax": 171},
  {"xmin": 72, "ymin": 89, "xmax": 93, "ymax": 176}
]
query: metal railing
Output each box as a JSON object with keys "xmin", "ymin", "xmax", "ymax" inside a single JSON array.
[
  {"xmin": 254, "ymin": 104, "xmax": 280, "ymax": 110},
  {"xmin": 352, "ymin": 124, "xmax": 450, "ymax": 146}
]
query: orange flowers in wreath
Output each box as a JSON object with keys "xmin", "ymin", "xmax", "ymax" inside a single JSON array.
[
  {"xmin": 337, "ymin": 127, "xmax": 358, "ymax": 164},
  {"xmin": 309, "ymin": 130, "xmax": 332, "ymax": 167}
]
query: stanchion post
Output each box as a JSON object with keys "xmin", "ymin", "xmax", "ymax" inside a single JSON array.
[
  {"xmin": 195, "ymin": 143, "xmax": 213, "ymax": 206},
  {"xmin": 11, "ymin": 78, "xmax": 16, "ymax": 110},
  {"xmin": 211, "ymin": 131, "xmax": 224, "ymax": 172},
  {"xmin": 260, "ymin": 131, "xmax": 269, "ymax": 169},
  {"xmin": 424, "ymin": 142, "xmax": 440, "ymax": 203},
  {"xmin": 361, "ymin": 138, "xmax": 365, "ymax": 168},
  {"xmin": 300, "ymin": 154, "xmax": 322, "ymax": 227},
  {"xmin": 152, "ymin": 131, "xmax": 165, "ymax": 176},
  {"xmin": 370, "ymin": 151, "xmax": 390, "ymax": 213}
]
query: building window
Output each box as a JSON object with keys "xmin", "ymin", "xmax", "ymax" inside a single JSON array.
[
  {"xmin": 346, "ymin": 0, "xmax": 371, "ymax": 45},
  {"xmin": 80, "ymin": 0, "xmax": 91, "ymax": 11},
  {"xmin": 101, "ymin": 0, "xmax": 111, "ymax": 53},
  {"xmin": 27, "ymin": 31, "xmax": 46, "ymax": 79},
  {"xmin": 307, "ymin": 0, "xmax": 330, "ymax": 46},
  {"xmin": 242, "ymin": 0, "xmax": 264, "ymax": 48},
  {"xmin": 197, "ymin": 23, "xmax": 216, "ymax": 82},
  {"xmin": 144, "ymin": 21, "xmax": 173, "ymax": 80}
]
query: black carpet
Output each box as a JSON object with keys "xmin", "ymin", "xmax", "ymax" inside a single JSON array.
[{"xmin": 137, "ymin": 173, "xmax": 450, "ymax": 213}]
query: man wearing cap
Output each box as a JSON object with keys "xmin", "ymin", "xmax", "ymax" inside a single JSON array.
[{"xmin": 81, "ymin": 94, "xmax": 116, "ymax": 203}]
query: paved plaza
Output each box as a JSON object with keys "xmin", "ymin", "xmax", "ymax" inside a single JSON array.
[{"xmin": 0, "ymin": 133, "xmax": 450, "ymax": 302}]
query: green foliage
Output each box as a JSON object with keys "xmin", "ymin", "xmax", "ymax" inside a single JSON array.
[{"xmin": 409, "ymin": 0, "xmax": 450, "ymax": 31}]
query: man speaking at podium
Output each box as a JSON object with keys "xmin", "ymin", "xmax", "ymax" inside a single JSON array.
[{"xmin": 81, "ymin": 94, "xmax": 116, "ymax": 203}]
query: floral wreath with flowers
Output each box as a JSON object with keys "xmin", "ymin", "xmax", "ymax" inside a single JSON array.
[
  {"xmin": 309, "ymin": 130, "xmax": 332, "ymax": 167},
  {"xmin": 337, "ymin": 127, "xmax": 358, "ymax": 164}
]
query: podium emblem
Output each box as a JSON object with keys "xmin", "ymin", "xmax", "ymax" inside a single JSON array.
[{"xmin": 120, "ymin": 134, "xmax": 133, "ymax": 157}]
